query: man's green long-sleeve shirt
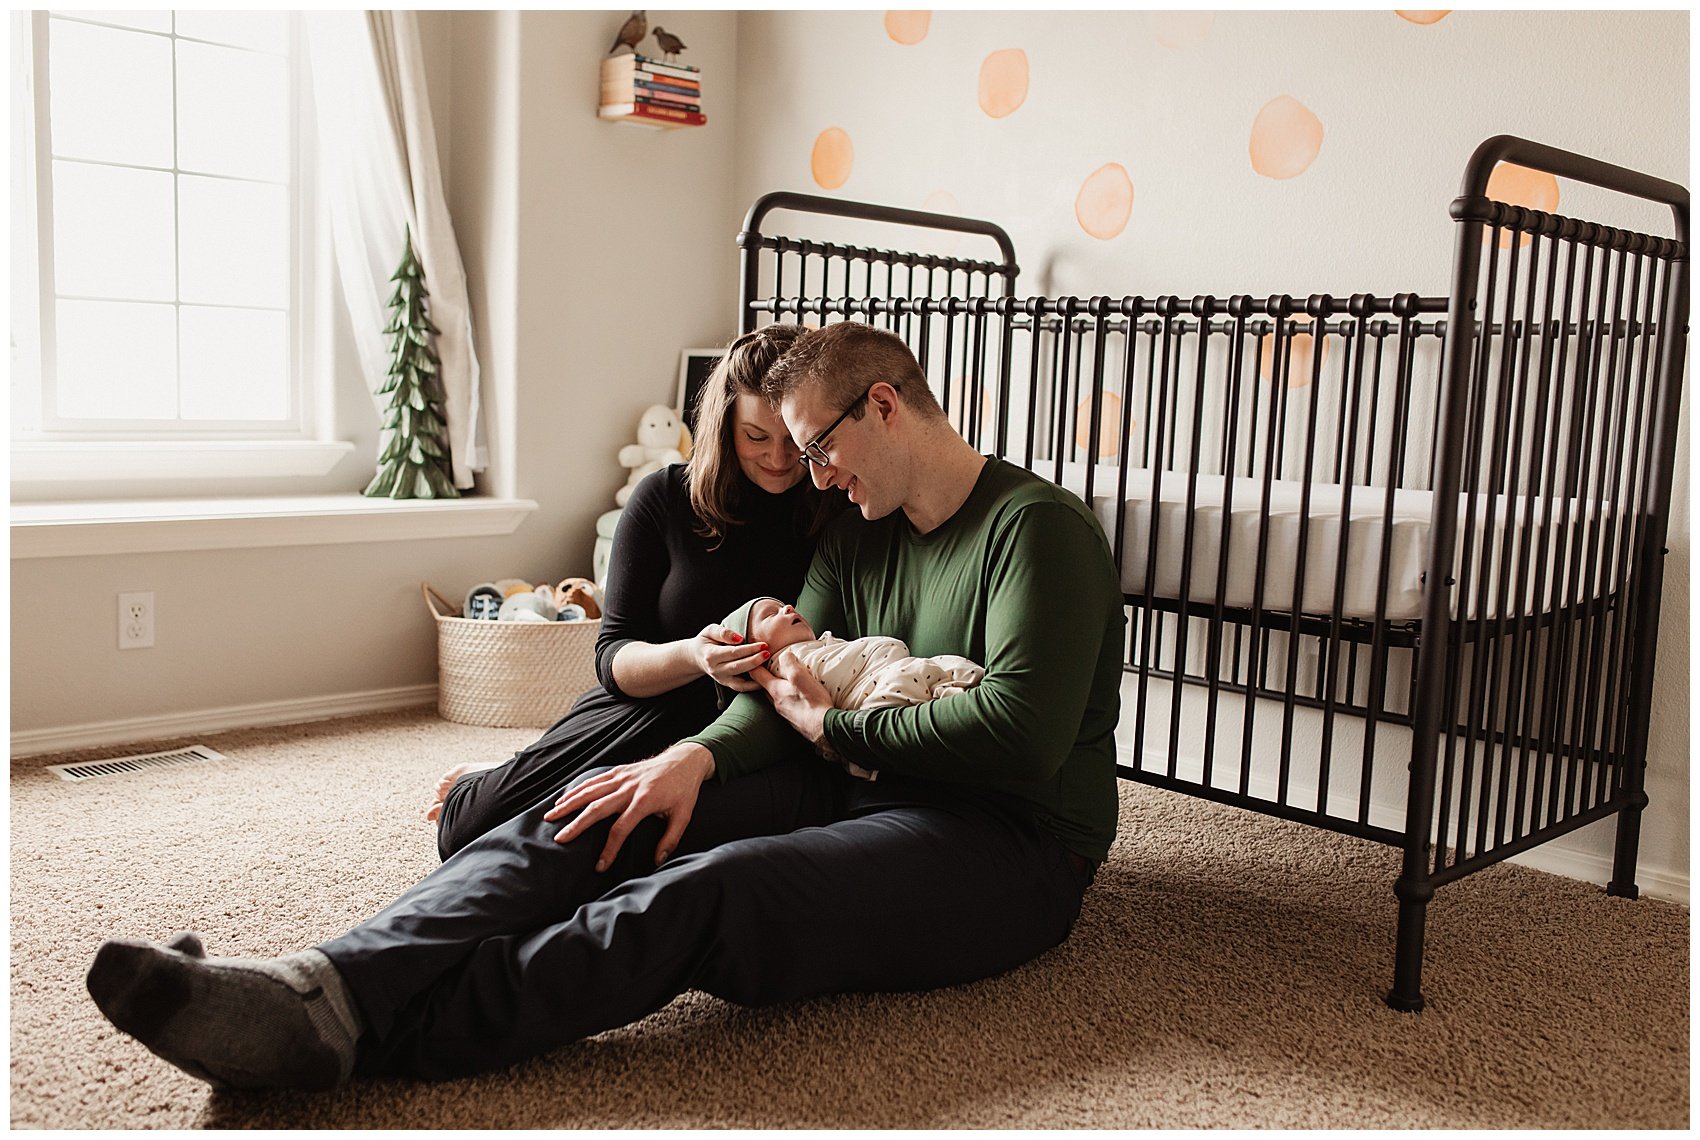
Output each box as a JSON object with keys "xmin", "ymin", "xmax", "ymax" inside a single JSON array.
[{"xmin": 686, "ymin": 458, "xmax": 1125, "ymax": 861}]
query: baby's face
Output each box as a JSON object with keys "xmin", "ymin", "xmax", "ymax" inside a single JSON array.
[{"xmin": 747, "ymin": 598, "xmax": 815, "ymax": 652}]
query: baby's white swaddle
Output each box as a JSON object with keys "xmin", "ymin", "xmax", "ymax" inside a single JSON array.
[
  {"xmin": 786, "ymin": 634, "xmax": 984, "ymax": 710},
  {"xmin": 777, "ymin": 634, "xmax": 985, "ymax": 780}
]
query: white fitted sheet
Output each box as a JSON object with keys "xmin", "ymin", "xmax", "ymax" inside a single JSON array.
[{"xmin": 1040, "ymin": 461, "xmax": 1611, "ymax": 622}]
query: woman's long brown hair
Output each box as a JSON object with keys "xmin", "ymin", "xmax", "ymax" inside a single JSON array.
[{"xmin": 686, "ymin": 324, "xmax": 838, "ymax": 544}]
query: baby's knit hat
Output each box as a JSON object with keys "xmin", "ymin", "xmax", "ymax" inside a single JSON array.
[
  {"xmin": 713, "ymin": 596, "xmax": 781, "ymax": 710},
  {"xmin": 721, "ymin": 596, "xmax": 778, "ymax": 643}
]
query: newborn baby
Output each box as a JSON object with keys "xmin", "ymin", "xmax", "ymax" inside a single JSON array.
[{"xmin": 723, "ymin": 596, "xmax": 987, "ymax": 780}]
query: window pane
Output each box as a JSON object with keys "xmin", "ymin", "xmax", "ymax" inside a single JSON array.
[
  {"xmin": 174, "ymin": 11, "xmax": 289, "ymax": 52},
  {"xmin": 55, "ymin": 299, "xmax": 177, "ymax": 420},
  {"xmin": 179, "ymin": 305, "xmax": 290, "ymax": 421},
  {"xmin": 51, "ymin": 161, "xmax": 176, "ymax": 301},
  {"xmin": 177, "ymin": 38, "xmax": 289, "ymax": 181},
  {"xmin": 50, "ymin": 11, "xmax": 174, "ymax": 34},
  {"xmin": 48, "ymin": 19, "xmax": 173, "ymax": 167},
  {"xmin": 178, "ymin": 176, "xmax": 289, "ymax": 308}
]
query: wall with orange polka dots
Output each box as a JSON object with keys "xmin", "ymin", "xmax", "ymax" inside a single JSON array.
[{"xmin": 730, "ymin": 10, "xmax": 1687, "ymax": 301}]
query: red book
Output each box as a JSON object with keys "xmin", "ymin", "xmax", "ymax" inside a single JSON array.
[{"xmin": 599, "ymin": 102, "xmax": 707, "ymax": 128}]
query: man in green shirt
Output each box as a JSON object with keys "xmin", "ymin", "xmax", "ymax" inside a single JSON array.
[
  {"xmin": 85, "ymin": 322, "xmax": 1124, "ymax": 1089},
  {"xmin": 680, "ymin": 320, "xmax": 1123, "ymax": 862}
]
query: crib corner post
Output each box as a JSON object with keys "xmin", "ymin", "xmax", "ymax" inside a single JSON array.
[
  {"xmin": 1606, "ymin": 791, "xmax": 1647, "ymax": 900},
  {"xmin": 1386, "ymin": 867, "xmax": 1433, "ymax": 1012}
]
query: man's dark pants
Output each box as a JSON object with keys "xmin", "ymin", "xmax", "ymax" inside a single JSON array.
[{"xmin": 320, "ymin": 759, "xmax": 1091, "ymax": 1079}]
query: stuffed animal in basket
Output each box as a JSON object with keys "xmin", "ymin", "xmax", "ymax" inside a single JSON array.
[
  {"xmin": 553, "ymin": 576, "xmax": 602, "ymax": 620},
  {"xmin": 615, "ymin": 404, "xmax": 693, "ymax": 507}
]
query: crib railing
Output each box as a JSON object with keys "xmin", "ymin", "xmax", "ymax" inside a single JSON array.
[{"xmin": 735, "ymin": 136, "xmax": 1688, "ymax": 1013}]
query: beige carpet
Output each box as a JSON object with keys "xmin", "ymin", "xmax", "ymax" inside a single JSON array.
[{"xmin": 9, "ymin": 708, "xmax": 1688, "ymax": 1129}]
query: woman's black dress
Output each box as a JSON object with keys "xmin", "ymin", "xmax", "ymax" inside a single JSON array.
[{"xmin": 435, "ymin": 464, "xmax": 822, "ymax": 858}]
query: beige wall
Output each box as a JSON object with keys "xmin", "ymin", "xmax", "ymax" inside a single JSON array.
[
  {"xmin": 11, "ymin": 10, "xmax": 742, "ymax": 732},
  {"xmin": 728, "ymin": 9, "xmax": 1689, "ymax": 891}
]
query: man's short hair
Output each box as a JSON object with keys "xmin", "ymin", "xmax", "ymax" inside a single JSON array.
[{"xmin": 762, "ymin": 322, "xmax": 943, "ymax": 423}]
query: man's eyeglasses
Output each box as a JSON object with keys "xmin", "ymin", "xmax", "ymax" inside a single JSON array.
[{"xmin": 797, "ymin": 386, "xmax": 881, "ymax": 469}]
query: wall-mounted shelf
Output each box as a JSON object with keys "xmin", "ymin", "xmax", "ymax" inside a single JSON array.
[{"xmin": 599, "ymin": 52, "xmax": 705, "ymax": 130}]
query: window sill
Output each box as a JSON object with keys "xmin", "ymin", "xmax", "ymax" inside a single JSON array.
[
  {"xmin": 10, "ymin": 494, "xmax": 539, "ymax": 559},
  {"xmin": 11, "ymin": 439, "xmax": 359, "ymax": 483}
]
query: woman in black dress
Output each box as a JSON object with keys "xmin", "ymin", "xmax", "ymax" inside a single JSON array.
[{"xmin": 430, "ymin": 324, "xmax": 840, "ymax": 858}]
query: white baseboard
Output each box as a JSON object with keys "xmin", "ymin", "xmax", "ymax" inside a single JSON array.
[
  {"xmin": 1505, "ymin": 841, "xmax": 1689, "ymax": 905},
  {"xmin": 10, "ymin": 684, "xmax": 438, "ymax": 760},
  {"xmin": 1116, "ymin": 741, "xmax": 1689, "ymax": 905}
]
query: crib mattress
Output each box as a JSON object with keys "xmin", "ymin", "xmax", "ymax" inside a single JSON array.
[{"xmin": 1039, "ymin": 461, "xmax": 1611, "ymax": 623}]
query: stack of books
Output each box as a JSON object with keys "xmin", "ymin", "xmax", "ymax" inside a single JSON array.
[{"xmin": 599, "ymin": 53, "xmax": 706, "ymax": 129}]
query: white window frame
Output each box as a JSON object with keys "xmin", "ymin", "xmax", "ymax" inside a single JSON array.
[{"xmin": 11, "ymin": 9, "xmax": 349, "ymax": 485}]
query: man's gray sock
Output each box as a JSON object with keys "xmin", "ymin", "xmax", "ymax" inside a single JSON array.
[{"xmin": 86, "ymin": 937, "xmax": 362, "ymax": 1091}]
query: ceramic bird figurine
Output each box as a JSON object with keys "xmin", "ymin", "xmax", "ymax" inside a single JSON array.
[
  {"xmin": 609, "ymin": 11, "xmax": 646, "ymax": 55},
  {"xmin": 652, "ymin": 26, "xmax": 687, "ymax": 61}
]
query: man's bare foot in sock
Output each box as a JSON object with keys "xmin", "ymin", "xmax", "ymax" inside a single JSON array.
[
  {"xmin": 86, "ymin": 937, "xmax": 361, "ymax": 1090},
  {"xmin": 425, "ymin": 761, "xmax": 499, "ymax": 822}
]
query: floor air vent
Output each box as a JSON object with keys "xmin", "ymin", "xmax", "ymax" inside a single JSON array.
[{"xmin": 47, "ymin": 744, "xmax": 226, "ymax": 782}]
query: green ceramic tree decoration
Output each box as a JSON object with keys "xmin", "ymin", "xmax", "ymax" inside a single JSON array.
[{"xmin": 364, "ymin": 227, "xmax": 459, "ymax": 499}]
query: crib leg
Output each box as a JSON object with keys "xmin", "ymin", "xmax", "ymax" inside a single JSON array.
[
  {"xmin": 1606, "ymin": 792, "xmax": 1647, "ymax": 900},
  {"xmin": 1386, "ymin": 877, "xmax": 1431, "ymax": 1013}
]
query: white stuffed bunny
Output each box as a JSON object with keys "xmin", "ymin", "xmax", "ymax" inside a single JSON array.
[{"xmin": 615, "ymin": 404, "xmax": 692, "ymax": 507}]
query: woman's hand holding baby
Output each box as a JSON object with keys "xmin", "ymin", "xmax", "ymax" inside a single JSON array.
[{"xmin": 691, "ymin": 624, "xmax": 770, "ymax": 691}]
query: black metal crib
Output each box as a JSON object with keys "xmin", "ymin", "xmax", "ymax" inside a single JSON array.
[{"xmin": 731, "ymin": 135, "xmax": 1689, "ymax": 1011}]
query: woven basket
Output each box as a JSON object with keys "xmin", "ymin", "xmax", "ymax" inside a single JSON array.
[{"xmin": 423, "ymin": 583, "xmax": 601, "ymax": 728}]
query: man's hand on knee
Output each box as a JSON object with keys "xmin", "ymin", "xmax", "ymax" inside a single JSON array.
[{"xmin": 542, "ymin": 744, "xmax": 717, "ymax": 870}]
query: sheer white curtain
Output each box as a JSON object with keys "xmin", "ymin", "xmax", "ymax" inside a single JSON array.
[{"xmin": 306, "ymin": 11, "xmax": 482, "ymax": 490}]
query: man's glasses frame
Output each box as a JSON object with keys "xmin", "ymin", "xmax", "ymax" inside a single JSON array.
[{"xmin": 797, "ymin": 384, "xmax": 894, "ymax": 469}]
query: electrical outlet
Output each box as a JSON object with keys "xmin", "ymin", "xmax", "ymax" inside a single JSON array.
[{"xmin": 118, "ymin": 591, "xmax": 154, "ymax": 650}]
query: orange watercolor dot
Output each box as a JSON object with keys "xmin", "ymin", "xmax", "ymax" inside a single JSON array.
[
  {"xmin": 1485, "ymin": 162, "xmax": 1561, "ymax": 248},
  {"xmin": 1260, "ymin": 331, "xmax": 1330, "ymax": 390},
  {"xmin": 1075, "ymin": 392, "xmax": 1126, "ymax": 458},
  {"xmin": 1151, "ymin": 12, "xmax": 1214, "ymax": 48},
  {"xmin": 1395, "ymin": 10, "xmax": 1450, "ymax": 25},
  {"xmin": 1076, "ymin": 163, "xmax": 1134, "ymax": 241},
  {"xmin": 978, "ymin": 49, "xmax": 1028, "ymax": 119},
  {"xmin": 1249, "ymin": 95, "xmax": 1324, "ymax": 180},
  {"xmin": 811, "ymin": 128, "xmax": 854, "ymax": 190},
  {"xmin": 885, "ymin": 11, "xmax": 931, "ymax": 44}
]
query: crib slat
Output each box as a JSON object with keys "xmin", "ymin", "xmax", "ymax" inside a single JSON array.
[
  {"xmin": 1435, "ymin": 217, "xmax": 1505, "ymax": 870},
  {"xmin": 1595, "ymin": 249, "xmax": 1662, "ymax": 811},
  {"xmin": 1275, "ymin": 300, "xmax": 1334, "ymax": 811},
  {"xmin": 1186, "ymin": 302, "xmax": 1218, "ymax": 781},
  {"xmin": 1133, "ymin": 299, "xmax": 1172, "ymax": 779},
  {"xmin": 1562, "ymin": 240, "xmax": 1633, "ymax": 822},
  {"xmin": 1487, "ymin": 224, "xmax": 1557, "ymax": 851},
  {"xmin": 1578, "ymin": 242, "xmax": 1653, "ymax": 816},
  {"xmin": 1316, "ymin": 307, "xmax": 1374, "ymax": 816},
  {"xmin": 1549, "ymin": 241, "xmax": 1609, "ymax": 827},
  {"xmin": 1504, "ymin": 228, "xmax": 1577, "ymax": 842},
  {"xmin": 1204, "ymin": 301, "xmax": 1254, "ymax": 794},
  {"xmin": 1360, "ymin": 310, "xmax": 1418, "ymax": 825}
]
